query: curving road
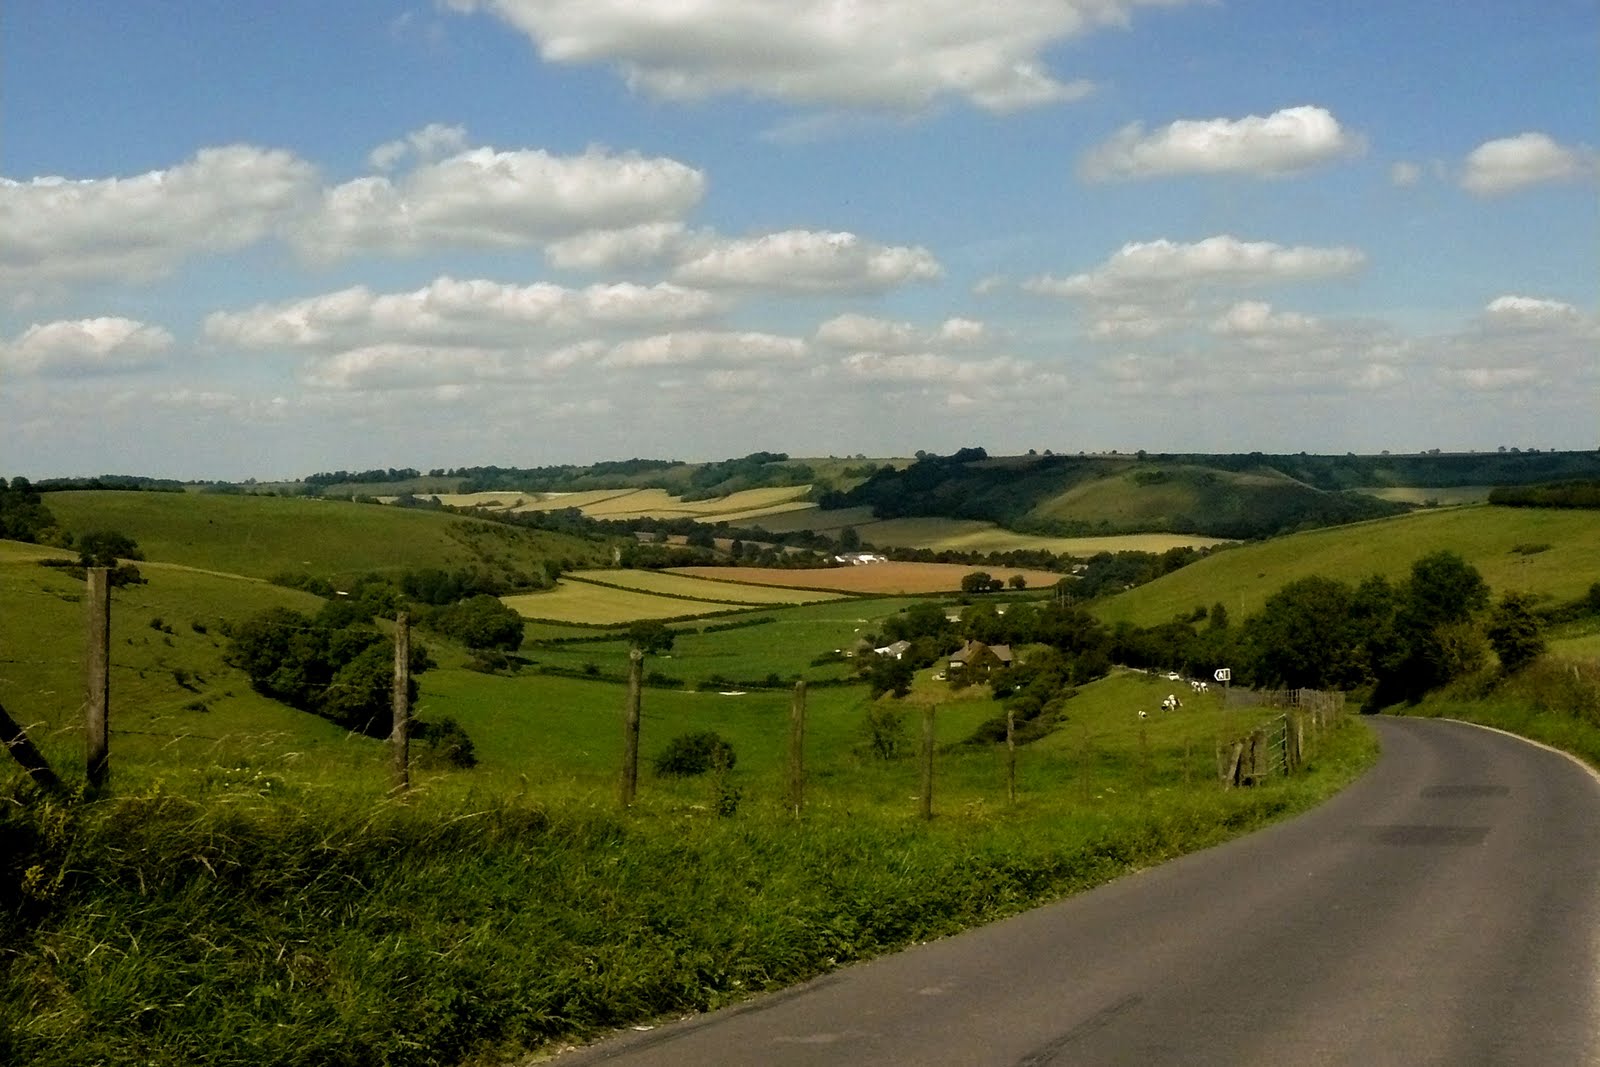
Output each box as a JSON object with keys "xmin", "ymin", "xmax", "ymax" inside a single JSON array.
[{"xmin": 556, "ymin": 718, "xmax": 1600, "ymax": 1066}]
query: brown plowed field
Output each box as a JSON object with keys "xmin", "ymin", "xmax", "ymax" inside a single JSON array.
[{"xmin": 670, "ymin": 562, "xmax": 1068, "ymax": 595}]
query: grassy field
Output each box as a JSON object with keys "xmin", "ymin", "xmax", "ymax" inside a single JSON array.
[
  {"xmin": 1097, "ymin": 505, "xmax": 1600, "ymax": 627},
  {"xmin": 2, "ymin": 518, "xmax": 1380, "ymax": 1067},
  {"xmin": 43, "ymin": 491, "xmax": 606, "ymax": 585},
  {"xmin": 1358, "ymin": 486, "xmax": 1493, "ymax": 505},
  {"xmin": 567, "ymin": 569, "xmax": 846, "ymax": 605},
  {"xmin": 674, "ymin": 561, "xmax": 1070, "ymax": 595},
  {"xmin": 853, "ymin": 517, "xmax": 1233, "ymax": 555},
  {"xmin": 502, "ymin": 581, "xmax": 759, "ymax": 625}
]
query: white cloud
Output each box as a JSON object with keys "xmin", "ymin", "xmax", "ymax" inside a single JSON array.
[
  {"xmin": 1, "ymin": 317, "xmax": 174, "ymax": 377},
  {"xmin": 0, "ymin": 146, "xmax": 316, "ymax": 294},
  {"xmin": 300, "ymin": 344, "xmax": 508, "ymax": 391},
  {"xmin": 206, "ymin": 277, "xmax": 721, "ymax": 351},
  {"xmin": 1460, "ymin": 132, "xmax": 1595, "ymax": 195},
  {"xmin": 544, "ymin": 222, "xmax": 692, "ymax": 271},
  {"xmin": 673, "ymin": 230, "xmax": 940, "ymax": 293},
  {"xmin": 444, "ymin": 0, "xmax": 1183, "ymax": 112},
  {"xmin": 816, "ymin": 313, "xmax": 985, "ymax": 350},
  {"xmin": 1483, "ymin": 294, "xmax": 1581, "ymax": 325},
  {"xmin": 293, "ymin": 145, "xmax": 705, "ymax": 260},
  {"xmin": 368, "ymin": 123, "xmax": 470, "ymax": 170},
  {"xmin": 1210, "ymin": 301, "xmax": 1320, "ymax": 336},
  {"xmin": 1080, "ymin": 106, "xmax": 1358, "ymax": 181},
  {"xmin": 600, "ymin": 331, "xmax": 807, "ymax": 368},
  {"xmin": 1026, "ymin": 235, "xmax": 1365, "ymax": 301},
  {"xmin": 1448, "ymin": 366, "xmax": 1544, "ymax": 391},
  {"xmin": 1390, "ymin": 161, "xmax": 1423, "ymax": 187}
]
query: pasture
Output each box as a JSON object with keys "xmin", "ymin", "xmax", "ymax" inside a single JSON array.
[
  {"xmin": 42, "ymin": 491, "xmax": 605, "ymax": 584},
  {"xmin": 673, "ymin": 561, "xmax": 1070, "ymax": 595},
  {"xmin": 1097, "ymin": 505, "xmax": 1600, "ymax": 627}
]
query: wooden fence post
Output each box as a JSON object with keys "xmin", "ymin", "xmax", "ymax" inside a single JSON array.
[
  {"xmin": 1005, "ymin": 707, "xmax": 1016, "ymax": 804},
  {"xmin": 85, "ymin": 566, "xmax": 110, "ymax": 791},
  {"xmin": 919, "ymin": 704, "xmax": 935, "ymax": 820},
  {"xmin": 0, "ymin": 700, "xmax": 62, "ymax": 793},
  {"xmin": 620, "ymin": 648, "xmax": 643, "ymax": 808},
  {"xmin": 391, "ymin": 611, "xmax": 410, "ymax": 794},
  {"xmin": 788, "ymin": 680, "xmax": 806, "ymax": 817}
]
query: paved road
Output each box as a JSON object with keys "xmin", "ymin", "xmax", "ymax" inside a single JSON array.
[{"xmin": 555, "ymin": 718, "xmax": 1600, "ymax": 1066}]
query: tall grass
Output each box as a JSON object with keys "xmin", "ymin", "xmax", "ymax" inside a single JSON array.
[
  {"xmin": 2, "ymin": 719, "xmax": 1374, "ymax": 1067},
  {"xmin": 1410, "ymin": 656, "xmax": 1600, "ymax": 768}
]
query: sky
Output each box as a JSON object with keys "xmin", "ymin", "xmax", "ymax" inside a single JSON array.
[{"xmin": 2, "ymin": 0, "xmax": 1596, "ymax": 480}]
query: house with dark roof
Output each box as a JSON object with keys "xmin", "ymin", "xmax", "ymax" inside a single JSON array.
[{"xmin": 948, "ymin": 640, "xmax": 1013, "ymax": 676}]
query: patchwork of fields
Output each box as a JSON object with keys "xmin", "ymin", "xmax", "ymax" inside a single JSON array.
[{"xmin": 672, "ymin": 561, "xmax": 1069, "ymax": 595}]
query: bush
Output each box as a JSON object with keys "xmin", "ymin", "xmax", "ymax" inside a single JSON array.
[
  {"xmin": 652, "ymin": 731, "xmax": 736, "ymax": 777},
  {"xmin": 861, "ymin": 705, "xmax": 907, "ymax": 760},
  {"xmin": 413, "ymin": 717, "xmax": 478, "ymax": 769}
]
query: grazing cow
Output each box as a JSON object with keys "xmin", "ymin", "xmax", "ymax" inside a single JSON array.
[
  {"xmin": 1161, "ymin": 694, "xmax": 1182, "ymax": 711},
  {"xmin": 1138, "ymin": 710, "xmax": 1148, "ymax": 720}
]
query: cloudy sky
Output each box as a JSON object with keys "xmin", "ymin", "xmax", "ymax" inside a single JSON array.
[{"xmin": 3, "ymin": 1, "xmax": 1596, "ymax": 479}]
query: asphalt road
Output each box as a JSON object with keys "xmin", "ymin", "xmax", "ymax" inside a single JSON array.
[{"xmin": 553, "ymin": 718, "xmax": 1600, "ymax": 1066}]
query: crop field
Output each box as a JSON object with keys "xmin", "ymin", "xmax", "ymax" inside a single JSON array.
[
  {"xmin": 673, "ymin": 561, "xmax": 1070, "ymax": 595},
  {"xmin": 1358, "ymin": 486, "xmax": 1493, "ymax": 506},
  {"xmin": 1098, "ymin": 505, "xmax": 1600, "ymax": 627},
  {"xmin": 567, "ymin": 569, "xmax": 847, "ymax": 605},
  {"xmin": 42, "ymin": 491, "xmax": 605, "ymax": 584},
  {"xmin": 501, "ymin": 580, "xmax": 760, "ymax": 625},
  {"xmin": 852, "ymin": 517, "xmax": 1233, "ymax": 555}
]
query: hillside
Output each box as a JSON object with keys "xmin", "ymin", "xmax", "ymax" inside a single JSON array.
[
  {"xmin": 824, "ymin": 449, "xmax": 1410, "ymax": 540},
  {"xmin": 1094, "ymin": 505, "xmax": 1600, "ymax": 627},
  {"xmin": 42, "ymin": 491, "xmax": 612, "ymax": 586}
]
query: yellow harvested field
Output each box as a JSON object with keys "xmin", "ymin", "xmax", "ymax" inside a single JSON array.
[
  {"xmin": 502, "ymin": 581, "xmax": 746, "ymax": 625},
  {"xmin": 568, "ymin": 569, "xmax": 845, "ymax": 604},
  {"xmin": 671, "ymin": 562, "xmax": 1069, "ymax": 595},
  {"xmin": 423, "ymin": 492, "xmax": 531, "ymax": 509},
  {"xmin": 706, "ymin": 501, "xmax": 819, "ymax": 524},
  {"xmin": 854, "ymin": 517, "xmax": 1233, "ymax": 555},
  {"xmin": 509, "ymin": 489, "xmax": 642, "ymax": 512}
]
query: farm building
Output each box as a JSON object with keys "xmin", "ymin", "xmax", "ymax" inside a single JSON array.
[{"xmin": 948, "ymin": 640, "xmax": 1013, "ymax": 676}]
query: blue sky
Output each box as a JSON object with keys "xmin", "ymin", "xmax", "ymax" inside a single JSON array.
[{"xmin": 3, "ymin": 0, "xmax": 1595, "ymax": 479}]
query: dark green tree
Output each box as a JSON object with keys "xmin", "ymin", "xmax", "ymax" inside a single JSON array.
[
  {"xmin": 626, "ymin": 619, "xmax": 676, "ymax": 655},
  {"xmin": 1486, "ymin": 591, "xmax": 1545, "ymax": 674}
]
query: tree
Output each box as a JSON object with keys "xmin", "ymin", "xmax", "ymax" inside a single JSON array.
[
  {"xmin": 426, "ymin": 594, "xmax": 525, "ymax": 651},
  {"xmin": 626, "ymin": 619, "xmax": 676, "ymax": 655},
  {"xmin": 76, "ymin": 530, "xmax": 142, "ymax": 567},
  {"xmin": 961, "ymin": 571, "xmax": 994, "ymax": 594},
  {"xmin": 1008, "ymin": 574, "xmax": 1027, "ymax": 590},
  {"xmin": 864, "ymin": 653, "xmax": 914, "ymax": 699},
  {"xmin": 1486, "ymin": 591, "xmax": 1545, "ymax": 674},
  {"xmin": 1245, "ymin": 576, "xmax": 1371, "ymax": 690},
  {"xmin": 838, "ymin": 526, "xmax": 861, "ymax": 550}
]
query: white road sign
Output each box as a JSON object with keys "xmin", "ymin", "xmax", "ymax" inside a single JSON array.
[{"xmin": 1214, "ymin": 668, "xmax": 1232, "ymax": 682}]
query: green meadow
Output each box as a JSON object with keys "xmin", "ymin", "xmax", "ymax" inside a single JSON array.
[
  {"xmin": 1096, "ymin": 505, "xmax": 1600, "ymax": 627},
  {"xmin": 43, "ymin": 490, "xmax": 607, "ymax": 585}
]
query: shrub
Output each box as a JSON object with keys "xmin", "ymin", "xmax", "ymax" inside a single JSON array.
[
  {"xmin": 413, "ymin": 717, "xmax": 478, "ymax": 769},
  {"xmin": 652, "ymin": 731, "xmax": 736, "ymax": 777},
  {"xmin": 861, "ymin": 705, "xmax": 907, "ymax": 760}
]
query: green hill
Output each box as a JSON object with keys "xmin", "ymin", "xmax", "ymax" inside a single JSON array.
[
  {"xmin": 1095, "ymin": 505, "xmax": 1600, "ymax": 627},
  {"xmin": 42, "ymin": 491, "xmax": 611, "ymax": 586},
  {"xmin": 825, "ymin": 449, "xmax": 1409, "ymax": 540}
]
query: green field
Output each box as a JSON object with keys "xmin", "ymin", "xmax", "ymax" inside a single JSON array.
[
  {"xmin": 503, "ymin": 580, "xmax": 759, "ymax": 625},
  {"xmin": 1097, "ymin": 505, "xmax": 1600, "ymax": 627},
  {"xmin": 854, "ymin": 517, "xmax": 1232, "ymax": 555},
  {"xmin": 1358, "ymin": 485, "xmax": 1493, "ymax": 506},
  {"xmin": 42, "ymin": 491, "xmax": 607, "ymax": 585}
]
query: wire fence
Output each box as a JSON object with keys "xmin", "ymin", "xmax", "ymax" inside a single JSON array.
[{"xmin": 1216, "ymin": 688, "xmax": 1347, "ymax": 787}]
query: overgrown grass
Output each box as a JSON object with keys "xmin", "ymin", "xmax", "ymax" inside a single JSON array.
[
  {"xmin": 1, "ymin": 713, "xmax": 1374, "ymax": 1067},
  {"xmin": 1402, "ymin": 656, "xmax": 1600, "ymax": 769}
]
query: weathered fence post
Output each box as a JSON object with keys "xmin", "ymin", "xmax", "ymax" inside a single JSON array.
[
  {"xmin": 919, "ymin": 703, "xmax": 935, "ymax": 820},
  {"xmin": 1005, "ymin": 707, "xmax": 1017, "ymax": 804},
  {"xmin": 620, "ymin": 648, "xmax": 643, "ymax": 808},
  {"xmin": 788, "ymin": 680, "xmax": 806, "ymax": 817},
  {"xmin": 0, "ymin": 700, "xmax": 62, "ymax": 793},
  {"xmin": 391, "ymin": 611, "xmax": 410, "ymax": 794},
  {"xmin": 85, "ymin": 566, "xmax": 110, "ymax": 791}
]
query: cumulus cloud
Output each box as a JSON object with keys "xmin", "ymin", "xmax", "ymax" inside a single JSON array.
[
  {"xmin": 544, "ymin": 222, "xmax": 693, "ymax": 271},
  {"xmin": 368, "ymin": 123, "xmax": 470, "ymax": 170},
  {"xmin": 816, "ymin": 313, "xmax": 985, "ymax": 350},
  {"xmin": 673, "ymin": 230, "xmax": 940, "ymax": 293},
  {"xmin": 599, "ymin": 331, "xmax": 808, "ymax": 368},
  {"xmin": 0, "ymin": 146, "xmax": 316, "ymax": 294},
  {"xmin": 1461, "ymin": 132, "xmax": 1595, "ymax": 195},
  {"xmin": 206, "ymin": 277, "xmax": 721, "ymax": 351},
  {"xmin": 293, "ymin": 145, "xmax": 705, "ymax": 260},
  {"xmin": 1, "ymin": 317, "xmax": 174, "ymax": 377},
  {"xmin": 1482, "ymin": 294, "xmax": 1582, "ymax": 325},
  {"xmin": 1080, "ymin": 106, "xmax": 1358, "ymax": 181},
  {"xmin": 443, "ymin": 0, "xmax": 1184, "ymax": 112},
  {"xmin": 1210, "ymin": 301, "xmax": 1320, "ymax": 336},
  {"xmin": 1026, "ymin": 235, "xmax": 1365, "ymax": 301}
]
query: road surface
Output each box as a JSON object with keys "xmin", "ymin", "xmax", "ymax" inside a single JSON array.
[{"xmin": 556, "ymin": 717, "xmax": 1600, "ymax": 1065}]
